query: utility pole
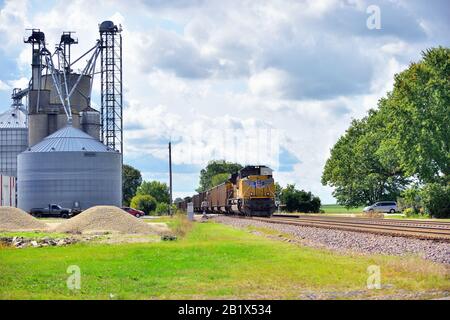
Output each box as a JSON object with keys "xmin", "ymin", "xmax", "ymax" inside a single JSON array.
[{"xmin": 168, "ymin": 141, "xmax": 173, "ymax": 216}]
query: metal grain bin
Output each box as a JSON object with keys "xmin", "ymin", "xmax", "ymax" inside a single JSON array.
[
  {"xmin": 0, "ymin": 106, "xmax": 28, "ymax": 177},
  {"xmin": 17, "ymin": 125, "xmax": 122, "ymax": 212}
]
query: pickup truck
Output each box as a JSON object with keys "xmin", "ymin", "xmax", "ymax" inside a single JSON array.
[{"xmin": 30, "ymin": 204, "xmax": 73, "ymax": 219}]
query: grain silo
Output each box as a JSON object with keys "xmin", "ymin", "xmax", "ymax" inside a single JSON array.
[
  {"xmin": 16, "ymin": 22, "xmax": 123, "ymax": 212},
  {"xmin": 17, "ymin": 125, "xmax": 122, "ymax": 212},
  {"xmin": 0, "ymin": 102, "xmax": 28, "ymax": 178}
]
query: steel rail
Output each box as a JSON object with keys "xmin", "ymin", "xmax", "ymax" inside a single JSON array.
[{"xmin": 249, "ymin": 216, "xmax": 450, "ymax": 241}]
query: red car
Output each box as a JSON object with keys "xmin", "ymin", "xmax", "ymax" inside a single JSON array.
[{"xmin": 122, "ymin": 207, "xmax": 145, "ymax": 218}]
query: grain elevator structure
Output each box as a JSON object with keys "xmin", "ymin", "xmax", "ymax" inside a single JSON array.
[{"xmin": 0, "ymin": 21, "xmax": 125, "ymax": 211}]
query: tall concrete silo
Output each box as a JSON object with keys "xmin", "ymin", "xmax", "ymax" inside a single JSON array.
[
  {"xmin": 17, "ymin": 125, "xmax": 122, "ymax": 212},
  {"xmin": 80, "ymin": 106, "xmax": 101, "ymax": 140},
  {"xmin": 0, "ymin": 105, "xmax": 28, "ymax": 177}
]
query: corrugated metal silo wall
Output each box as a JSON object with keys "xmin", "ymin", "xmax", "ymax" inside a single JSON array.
[
  {"xmin": 17, "ymin": 151, "xmax": 122, "ymax": 211},
  {"xmin": 0, "ymin": 128, "xmax": 28, "ymax": 177}
]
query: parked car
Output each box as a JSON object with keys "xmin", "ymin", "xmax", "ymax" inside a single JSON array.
[
  {"xmin": 122, "ymin": 207, "xmax": 145, "ymax": 218},
  {"xmin": 30, "ymin": 204, "xmax": 74, "ymax": 218},
  {"xmin": 363, "ymin": 201, "xmax": 398, "ymax": 213}
]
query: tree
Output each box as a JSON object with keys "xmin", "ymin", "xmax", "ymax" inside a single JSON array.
[
  {"xmin": 154, "ymin": 202, "xmax": 169, "ymax": 216},
  {"xmin": 122, "ymin": 164, "xmax": 142, "ymax": 206},
  {"xmin": 137, "ymin": 180, "xmax": 170, "ymax": 204},
  {"xmin": 274, "ymin": 182, "xmax": 283, "ymax": 200},
  {"xmin": 173, "ymin": 197, "xmax": 184, "ymax": 204},
  {"xmin": 197, "ymin": 160, "xmax": 243, "ymax": 192},
  {"xmin": 322, "ymin": 47, "xmax": 449, "ymax": 207},
  {"xmin": 321, "ymin": 116, "xmax": 407, "ymax": 207},
  {"xmin": 280, "ymin": 184, "xmax": 321, "ymax": 213},
  {"xmin": 419, "ymin": 183, "xmax": 450, "ymax": 218},
  {"xmin": 377, "ymin": 47, "xmax": 449, "ymax": 184},
  {"xmin": 211, "ymin": 173, "xmax": 230, "ymax": 187},
  {"xmin": 130, "ymin": 194, "xmax": 157, "ymax": 214}
]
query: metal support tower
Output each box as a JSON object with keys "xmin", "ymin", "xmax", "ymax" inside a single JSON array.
[
  {"xmin": 169, "ymin": 142, "xmax": 173, "ymax": 215},
  {"xmin": 99, "ymin": 21, "xmax": 123, "ymax": 153}
]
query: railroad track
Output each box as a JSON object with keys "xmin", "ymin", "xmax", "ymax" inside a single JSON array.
[{"xmin": 249, "ymin": 215, "xmax": 450, "ymax": 241}]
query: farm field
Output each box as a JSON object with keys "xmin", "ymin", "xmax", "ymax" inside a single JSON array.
[
  {"xmin": 0, "ymin": 219, "xmax": 448, "ymax": 300},
  {"xmin": 320, "ymin": 205, "xmax": 364, "ymax": 213}
]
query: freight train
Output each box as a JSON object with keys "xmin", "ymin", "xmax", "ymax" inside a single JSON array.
[{"xmin": 176, "ymin": 165, "xmax": 276, "ymax": 217}]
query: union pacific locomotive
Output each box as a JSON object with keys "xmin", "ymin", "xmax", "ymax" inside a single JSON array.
[{"xmin": 177, "ymin": 165, "xmax": 276, "ymax": 217}]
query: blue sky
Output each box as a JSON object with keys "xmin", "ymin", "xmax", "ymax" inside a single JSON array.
[{"xmin": 0, "ymin": 0, "xmax": 449, "ymax": 203}]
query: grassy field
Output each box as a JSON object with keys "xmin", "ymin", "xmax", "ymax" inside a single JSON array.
[
  {"xmin": 320, "ymin": 204, "xmax": 364, "ymax": 213},
  {"xmin": 0, "ymin": 220, "xmax": 448, "ymax": 299}
]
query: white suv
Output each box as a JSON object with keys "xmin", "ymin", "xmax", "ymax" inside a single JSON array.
[{"xmin": 363, "ymin": 201, "xmax": 398, "ymax": 214}]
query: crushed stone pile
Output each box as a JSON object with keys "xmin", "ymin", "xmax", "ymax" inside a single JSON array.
[
  {"xmin": 55, "ymin": 206, "xmax": 164, "ymax": 234},
  {"xmin": 0, "ymin": 207, "xmax": 48, "ymax": 231}
]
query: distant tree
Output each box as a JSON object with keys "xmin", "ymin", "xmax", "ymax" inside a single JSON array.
[
  {"xmin": 173, "ymin": 197, "xmax": 184, "ymax": 204},
  {"xmin": 274, "ymin": 182, "xmax": 283, "ymax": 201},
  {"xmin": 122, "ymin": 164, "xmax": 142, "ymax": 206},
  {"xmin": 211, "ymin": 173, "xmax": 230, "ymax": 187},
  {"xmin": 154, "ymin": 202, "xmax": 169, "ymax": 216},
  {"xmin": 197, "ymin": 160, "xmax": 243, "ymax": 192},
  {"xmin": 280, "ymin": 184, "xmax": 321, "ymax": 213},
  {"xmin": 137, "ymin": 180, "xmax": 170, "ymax": 204},
  {"xmin": 130, "ymin": 194, "xmax": 157, "ymax": 214}
]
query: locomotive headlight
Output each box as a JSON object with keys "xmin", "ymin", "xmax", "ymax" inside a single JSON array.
[{"xmin": 266, "ymin": 192, "xmax": 270, "ymax": 196}]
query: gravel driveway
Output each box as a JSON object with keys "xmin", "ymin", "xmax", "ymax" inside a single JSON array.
[{"xmin": 214, "ymin": 216, "xmax": 450, "ymax": 264}]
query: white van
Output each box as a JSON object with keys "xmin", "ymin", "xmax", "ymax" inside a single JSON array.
[{"xmin": 363, "ymin": 201, "xmax": 398, "ymax": 213}]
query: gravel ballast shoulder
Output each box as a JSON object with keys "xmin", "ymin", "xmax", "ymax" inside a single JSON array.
[
  {"xmin": 0, "ymin": 207, "xmax": 48, "ymax": 231},
  {"xmin": 214, "ymin": 216, "xmax": 450, "ymax": 264}
]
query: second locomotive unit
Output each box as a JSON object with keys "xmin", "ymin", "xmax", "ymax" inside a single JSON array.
[{"xmin": 178, "ymin": 165, "xmax": 276, "ymax": 217}]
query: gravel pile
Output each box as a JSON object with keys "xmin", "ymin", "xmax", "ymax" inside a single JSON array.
[
  {"xmin": 55, "ymin": 206, "xmax": 162, "ymax": 234},
  {"xmin": 0, "ymin": 207, "xmax": 48, "ymax": 231},
  {"xmin": 214, "ymin": 216, "xmax": 450, "ymax": 264}
]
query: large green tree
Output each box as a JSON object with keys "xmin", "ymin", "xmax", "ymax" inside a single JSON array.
[
  {"xmin": 322, "ymin": 114, "xmax": 407, "ymax": 207},
  {"xmin": 377, "ymin": 47, "xmax": 449, "ymax": 183},
  {"xmin": 137, "ymin": 180, "xmax": 170, "ymax": 204},
  {"xmin": 197, "ymin": 160, "xmax": 243, "ymax": 192},
  {"xmin": 322, "ymin": 47, "xmax": 449, "ymax": 207},
  {"xmin": 122, "ymin": 164, "xmax": 142, "ymax": 206}
]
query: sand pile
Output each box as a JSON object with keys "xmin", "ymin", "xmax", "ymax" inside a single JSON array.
[
  {"xmin": 0, "ymin": 207, "xmax": 48, "ymax": 231},
  {"xmin": 54, "ymin": 206, "xmax": 164, "ymax": 234}
]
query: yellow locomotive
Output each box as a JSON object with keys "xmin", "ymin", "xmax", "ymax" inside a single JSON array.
[{"xmin": 184, "ymin": 165, "xmax": 276, "ymax": 217}]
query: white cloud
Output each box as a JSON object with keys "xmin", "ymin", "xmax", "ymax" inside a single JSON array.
[
  {"xmin": 0, "ymin": 80, "xmax": 10, "ymax": 91},
  {"xmin": 248, "ymin": 68, "xmax": 289, "ymax": 99}
]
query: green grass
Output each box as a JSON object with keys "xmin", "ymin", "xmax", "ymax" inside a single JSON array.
[
  {"xmin": 320, "ymin": 204, "xmax": 364, "ymax": 213},
  {"xmin": 0, "ymin": 221, "xmax": 448, "ymax": 299}
]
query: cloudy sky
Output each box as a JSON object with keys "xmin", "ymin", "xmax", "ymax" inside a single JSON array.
[{"xmin": 0, "ymin": 0, "xmax": 449, "ymax": 203}]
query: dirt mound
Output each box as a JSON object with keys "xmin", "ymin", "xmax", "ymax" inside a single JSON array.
[
  {"xmin": 54, "ymin": 206, "xmax": 163, "ymax": 234},
  {"xmin": 0, "ymin": 207, "xmax": 48, "ymax": 231}
]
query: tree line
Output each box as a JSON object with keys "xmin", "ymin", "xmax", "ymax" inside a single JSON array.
[
  {"xmin": 321, "ymin": 47, "xmax": 449, "ymax": 217},
  {"xmin": 123, "ymin": 164, "xmax": 174, "ymax": 215}
]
